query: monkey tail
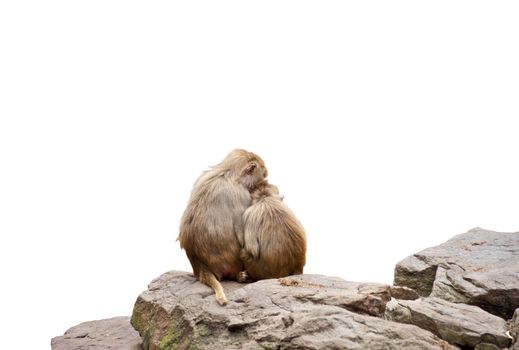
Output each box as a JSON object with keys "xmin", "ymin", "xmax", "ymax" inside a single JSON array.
[{"xmin": 199, "ymin": 268, "xmax": 228, "ymax": 306}]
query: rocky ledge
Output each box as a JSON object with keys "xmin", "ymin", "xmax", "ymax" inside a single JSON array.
[
  {"xmin": 52, "ymin": 228, "xmax": 519, "ymax": 350},
  {"xmin": 51, "ymin": 316, "xmax": 141, "ymax": 350},
  {"xmin": 394, "ymin": 227, "xmax": 519, "ymax": 319},
  {"xmin": 131, "ymin": 272, "xmax": 457, "ymax": 350}
]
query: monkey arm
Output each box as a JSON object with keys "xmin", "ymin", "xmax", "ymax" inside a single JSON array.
[
  {"xmin": 245, "ymin": 238, "xmax": 260, "ymax": 260},
  {"xmin": 242, "ymin": 201, "xmax": 266, "ymax": 260},
  {"xmin": 242, "ymin": 226, "xmax": 260, "ymax": 260}
]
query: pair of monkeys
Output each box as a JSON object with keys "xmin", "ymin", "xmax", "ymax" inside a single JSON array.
[{"xmin": 178, "ymin": 149, "xmax": 307, "ymax": 305}]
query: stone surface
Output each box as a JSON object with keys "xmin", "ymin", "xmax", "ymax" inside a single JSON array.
[
  {"xmin": 131, "ymin": 271, "xmax": 459, "ymax": 350},
  {"xmin": 511, "ymin": 308, "xmax": 519, "ymax": 349},
  {"xmin": 394, "ymin": 228, "xmax": 519, "ymax": 319},
  {"xmin": 51, "ymin": 316, "xmax": 141, "ymax": 350},
  {"xmin": 390, "ymin": 285, "xmax": 420, "ymax": 300},
  {"xmin": 53, "ymin": 228, "xmax": 519, "ymax": 349},
  {"xmin": 385, "ymin": 297, "xmax": 511, "ymax": 348},
  {"xmin": 474, "ymin": 344, "xmax": 501, "ymax": 350}
]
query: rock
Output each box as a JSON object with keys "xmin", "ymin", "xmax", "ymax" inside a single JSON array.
[
  {"xmin": 390, "ymin": 285, "xmax": 420, "ymax": 300},
  {"xmin": 474, "ymin": 344, "xmax": 501, "ymax": 350},
  {"xmin": 51, "ymin": 316, "xmax": 141, "ymax": 350},
  {"xmin": 131, "ymin": 271, "xmax": 459, "ymax": 350},
  {"xmin": 511, "ymin": 308, "xmax": 519, "ymax": 349},
  {"xmin": 394, "ymin": 228, "xmax": 519, "ymax": 319},
  {"xmin": 512, "ymin": 308, "xmax": 519, "ymax": 337},
  {"xmin": 385, "ymin": 297, "xmax": 511, "ymax": 348}
]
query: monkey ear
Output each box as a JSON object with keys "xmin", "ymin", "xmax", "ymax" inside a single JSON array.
[{"xmin": 243, "ymin": 162, "xmax": 257, "ymax": 175}]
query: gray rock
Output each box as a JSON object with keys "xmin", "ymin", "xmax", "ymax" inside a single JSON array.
[
  {"xmin": 394, "ymin": 228, "xmax": 519, "ymax": 319},
  {"xmin": 51, "ymin": 316, "xmax": 141, "ymax": 350},
  {"xmin": 511, "ymin": 308, "xmax": 519, "ymax": 349},
  {"xmin": 385, "ymin": 297, "xmax": 511, "ymax": 348},
  {"xmin": 131, "ymin": 271, "xmax": 459, "ymax": 350}
]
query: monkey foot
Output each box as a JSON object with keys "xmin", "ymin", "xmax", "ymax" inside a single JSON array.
[{"xmin": 237, "ymin": 271, "xmax": 249, "ymax": 283}]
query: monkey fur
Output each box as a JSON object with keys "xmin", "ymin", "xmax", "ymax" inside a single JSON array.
[
  {"xmin": 240, "ymin": 182, "xmax": 306, "ymax": 281},
  {"xmin": 178, "ymin": 149, "xmax": 268, "ymax": 305}
]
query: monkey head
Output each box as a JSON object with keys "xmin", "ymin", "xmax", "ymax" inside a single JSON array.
[
  {"xmin": 251, "ymin": 183, "xmax": 283, "ymax": 204},
  {"xmin": 223, "ymin": 149, "xmax": 268, "ymax": 190}
]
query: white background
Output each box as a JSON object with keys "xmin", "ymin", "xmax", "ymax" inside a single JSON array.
[{"xmin": 1, "ymin": 1, "xmax": 518, "ymax": 349}]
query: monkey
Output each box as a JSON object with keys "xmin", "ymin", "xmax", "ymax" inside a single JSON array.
[
  {"xmin": 239, "ymin": 182, "xmax": 306, "ymax": 281},
  {"xmin": 177, "ymin": 149, "xmax": 268, "ymax": 305}
]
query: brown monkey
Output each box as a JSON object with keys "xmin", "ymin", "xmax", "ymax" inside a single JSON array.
[
  {"xmin": 240, "ymin": 183, "xmax": 306, "ymax": 281},
  {"xmin": 178, "ymin": 149, "xmax": 268, "ymax": 305}
]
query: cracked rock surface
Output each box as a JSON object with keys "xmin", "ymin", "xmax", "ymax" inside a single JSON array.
[
  {"xmin": 394, "ymin": 228, "xmax": 519, "ymax": 319},
  {"xmin": 385, "ymin": 297, "xmax": 511, "ymax": 348},
  {"xmin": 51, "ymin": 316, "xmax": 141, "ymax": 350},
  {"xmin": 131, "ymin": 271, "xmax": 458, "ymax": 350},
  {"xmin": 52, "ymin": 228, "xmax": 519, "ymax": 349}
]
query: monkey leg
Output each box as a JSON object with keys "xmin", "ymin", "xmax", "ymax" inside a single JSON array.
[{"xmin": 199, "ymin": 269, "xmax": 228, "ymax": 306}]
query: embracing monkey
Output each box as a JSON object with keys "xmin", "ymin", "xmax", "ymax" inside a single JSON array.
[
  {"xmin": 178, "ymin": 149, "xmax": 268, "ymax": 305},
  {"xmin": 240, "ymin": 182, "xmax": 306, "ymax": 281}
]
